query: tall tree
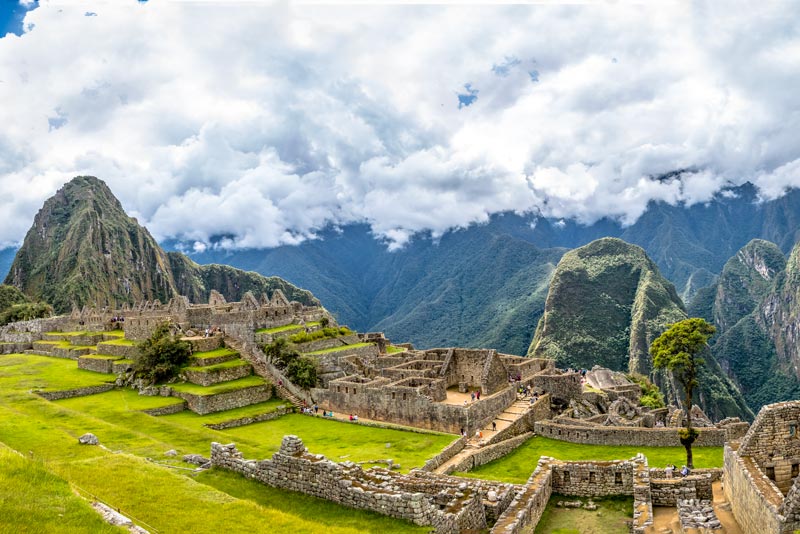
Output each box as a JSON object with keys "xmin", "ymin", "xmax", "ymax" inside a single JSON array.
[{"xmin": 650, "ymin": 317, "xmax": 716, "ymax": 468}]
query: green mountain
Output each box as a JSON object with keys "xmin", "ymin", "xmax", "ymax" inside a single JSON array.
[
  {"xmin": 528, "ymin": 237, "xmax": 751, "ymax": 420},
  {"xmin": 702, "ymin": 239, "xmax": 800, "ymax": 410},
  {"xmin": 4, "ymin": 176, "xmax": 317, "ymax": 312}
]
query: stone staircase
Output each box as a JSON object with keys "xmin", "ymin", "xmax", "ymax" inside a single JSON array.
[
  {"xmin": 224, "ymin": 335, "xmax": 308, "ymax": 408},
  {"xmin": 434, "ymin": 397, "xmax": 534, "ymax": 475}
]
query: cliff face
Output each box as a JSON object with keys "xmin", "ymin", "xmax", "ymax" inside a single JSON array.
[
  {"xmin": 529, "ymin": 237, "xmax": 751, "ymax": 420},
  {"xmin": 5, "ymin": 176, "xmax": 317, "ymax": 311}
]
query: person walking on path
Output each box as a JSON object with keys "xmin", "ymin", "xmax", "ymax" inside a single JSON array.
[{"xmin": 492, "ymin": 421, "xmax": 497, "ymax": 432}]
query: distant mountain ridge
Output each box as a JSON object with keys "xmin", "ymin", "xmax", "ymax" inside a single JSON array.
[{"xmin": 5, "ymin": 176, "xmax": 317, "ymax": 312}]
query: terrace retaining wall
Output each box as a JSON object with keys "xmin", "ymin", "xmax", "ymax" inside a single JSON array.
[
  {"xmin": 172, "ymin": 384, "xmax": 273, "ymax": 415},
  {"xmin": 35, "ymin": 384, "xmax": 115, "ymax": 401},
  {"xmin": 533, "ymin": 420, "xmax": 729, "ymax": 446}
]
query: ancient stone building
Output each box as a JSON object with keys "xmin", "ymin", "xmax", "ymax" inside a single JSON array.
[{"xmin": 724, "ymin": 401, "xmax": 800, "ymax": 534}]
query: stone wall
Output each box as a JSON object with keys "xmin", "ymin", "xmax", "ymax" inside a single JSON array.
[
  {"xmin": 739, "ymin": 400, "xmax": 800, "ymax": 493},
  {"xmin": 172, "ymin": 384, "xmax": 273, "ymax": 415},
  {"xmin": 35, "ymin": 384, "xmax": 115, "ymax": 401},
  {"xmin": 296, "ymin": 334, "xmax": 361, "ymax": 354},
  {"xmin": 95, "ymin": 342, "xmax": 140, "ymax": 359},
  {"xmin": 316, "ymin": 375, "xmax": 516, "ymax": 435},
  {"xmin": 0, "ymin": 342, "xmax": 32, "ymax": 353},
  {"xmin": 141, "ymin": 401, "xmax": 187, "ymax": 416},
  {"xmin": 185, "ymin": 336, "xmax": 224, "ymax": 353},
  {"xmin": 184, "ymin": 363, "xmax": 252, "ymax": 386},
  {"xmin": 211, "ymin": 438, "xmax": 510, "ymax": 534},
  {"xmin": 533, "ymin": 420, "xmax": 729, "ymax": 446},
  {"xmin": 0, "ymin": 316, "xmax": 74, "ymax": 338},
  {"xmin": 420, "ymin": 436, "xmax": 467, "ymax": 472},
  {"xmin": 489, "ymin": 457, "xmax": 553, "ymax": 534},
  {"xmin": 723, "ymin": 443, "xmax": 784, "ymax": 534},
  {"xmin": 205, "ymin": 406, "xmax": 291, "ymax": 430},
  {"xmin": 78, "ymin": 356, "xmax": 119, "ymax": 374},
  {"xmin": 529, "ymin": 371, "xmax": 582, "ymax": 402},
  {"xmin": 649, "ymin": 473, "xmax": 713, "ymax": 506},
  {"xmin": 486, "ymin": 395, "xmax": 551, "ymax": 446},
  {"xmin": 550, "ymin": 460, "xmax": 635, "ymax": 497}
]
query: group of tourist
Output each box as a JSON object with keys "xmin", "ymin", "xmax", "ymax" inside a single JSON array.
[
  {"xmin": 348, "ymin": 414, "xmax": 359, "ymax": 422},
  {"xmin": 109, "ymin": 316, "xmax": 125, "ymax": 323},
  {"xmin": 203, "ymin": 326, "xmax": 223, "ymax": 338},
  {"xmin": 664, "ymin": 464, "xmax": 691, "ymax": 478}
]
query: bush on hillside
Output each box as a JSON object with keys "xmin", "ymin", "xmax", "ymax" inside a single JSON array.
[
  {"xmin": 288, "ymin": 326, "xmax": 352, "ymax": 345},
  {"xmin": 134, "ymin": 322, "xmax": 192, "ymax": 383},
  {"xmin": 286, "ymin": 356, "xmax": 318, "ymax": 389},
  {"xmin": 0, "ymin": 302, "xmax": 53, "ymax": 326},
  {"xmin": 627, "ymin": 373, "xmax": 665, "ymax": 409}
]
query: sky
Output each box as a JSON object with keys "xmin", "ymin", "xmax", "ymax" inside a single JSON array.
[{"xmin": 0, "ymin": 1, "xmax": 799, "ymax": 251}]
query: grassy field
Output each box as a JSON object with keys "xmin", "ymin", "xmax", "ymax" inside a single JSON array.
[
  {"xmin": 192, "ymin": 347, "xmax": 239, "ymax": 359},
  {"xmin": 0, "ymin": 352, "xmax": 449, "ymax": 533},
  {"xmin": 303, "ymin": 342, "xmax": 374, "ymax": 355},
  {"xmin": 457, "ymin": 435, "xmax": 723, "ymax": 484},
  {"xmin": 534, "ymin": 495, "xmax": 633, "ymax": 534}
]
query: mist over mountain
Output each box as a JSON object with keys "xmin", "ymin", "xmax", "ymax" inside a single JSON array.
[{"xmin": 171, "ymin": 183, "xmax": 800, "ymax": 356}]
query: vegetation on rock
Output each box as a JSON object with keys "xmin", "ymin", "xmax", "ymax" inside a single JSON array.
[
  {"xmin": 0, "ymin": 284, "xmax": 52, "ymax": 325},
  {"xmin": 134, "ymin": 322, "xmax": 192, "ymax": 383}
]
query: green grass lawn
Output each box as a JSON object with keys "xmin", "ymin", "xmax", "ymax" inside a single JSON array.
[
  {"xmin": 192, "ymin": 347, "xmax": 239, "ymax": 359},
  {"xmin": 0, "ymin": 353, "xmax": 446, "ymax": 533},
  {"xmin": 170, "ymin": 375, "xmax": 266, "ymax": 396},
  {"xmin": 0, "ymin": 353, "xmax": 114, "ymax": 393},
  {"xmin": 255, "ymin": 323, "xmax": 304, "ymax": 334},
  {"xmin": 385, "ymin": 345, "xmax": 407, "ymax": 354},
  {"xmin": 534, "ymin": 495, "xmax": 632, "ymax": 534},
  {"xmin": 303, "ymin": 342, "xmax": 374, "ymax": 355},
  {"xmin": 99, "ymin": 338, "xmax": 137, "ymax": 346},
  {"xmin": 0, "ymin": 444, "xmax": 125, "ymax": 534},
  {"xmin": 457, "ymin": 435, "xmax": 723, "ymax": 484},
  {"xmin": 221, "ymin": 414, "xmax": 455, "ymax": 471}
]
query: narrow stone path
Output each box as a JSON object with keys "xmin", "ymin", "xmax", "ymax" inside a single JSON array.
[{"xmin": 434, "ymin": 397, "xmax": 533, "ymax": 474}]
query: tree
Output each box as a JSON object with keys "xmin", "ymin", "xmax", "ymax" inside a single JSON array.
[
  {"xmin": 650, "ymin": 317, "xmax": 716, "ymax": 468},
  {"xmin": 134, "ymin": 322, "xmax": 192, "ymax": 383},
  {"xmin": 286, "ymin": 356, "xmax": 318, "ymax": 389}
]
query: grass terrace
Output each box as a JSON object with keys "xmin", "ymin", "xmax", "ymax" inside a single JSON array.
[
  {"xmin": 302, "ymin": 342, "xmax": 374, "ymax": 356},
  {"xmin": 0, "ymin": 354, "xmax": 113, "ymax": 393},
  {"xmin": 534, "ymin": 495, "xmax": 632, "ymax": 534},
  {"xmin": 385, "ymin": 345, "xmax": 407, "ymax": 354},
  {"xmin": 99, "ymin": 338, "xmax": 137, "ymax": 346},
  {"xmin": 255, "ymin": 321, "xmax": 322, "ymax": 335},
  {"xmin": 456, "ymin": 435, "xmax": 723, "ymax": 484},
  {"xmin": 169, "ymin": 375, "xmax": 267, "ymax": 396},
  {"xmin": 80, "ymin": 354, "xmax": 121, "ymax": 360},
  {"xmin": 184, "ymin": 359, "xmax": 251, "ymax": 373},
  {"xmin": 192, "ymin": 347, "xmax": 239, "ymax": 360}
]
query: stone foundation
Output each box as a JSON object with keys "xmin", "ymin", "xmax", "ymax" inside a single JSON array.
[
  {"xmin": 78, "ymin": 355, "xmax": 121, "ymax": 374},
  {"xmin": 35, "ymin": 384, "xmax": 116, "ymax": 401},
  {"xmin": 184, "ymin": 362, "xmax": 252, "ymax": 386}
]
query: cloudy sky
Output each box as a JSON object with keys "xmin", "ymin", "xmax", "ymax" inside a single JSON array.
[{"xmin": 1, "ymin": 1, "xmax": 798, "ymax": 250}]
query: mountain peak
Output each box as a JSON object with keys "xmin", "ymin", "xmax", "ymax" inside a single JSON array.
[{"xmin": 5, "ymin": 176, "xmax": 317, "ymax": 312}]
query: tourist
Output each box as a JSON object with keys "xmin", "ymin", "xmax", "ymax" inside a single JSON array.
[
  {"xmin": 680, "ymin": 465, "xmax": 690, "ymax": 477},
  {"xmin": 313, "ymin": 404, "xmax": 319, "ymax": 414},
  {"xmin": 353, "ymin": 414, "xmax": 358, "ymax": 422},
  {"xmin": 349, "ymin": 414, "xmax": 354, "ymax": 421},
  {"xmin": 665, "ymin": 464, "xmax": 674, "ymax": 478},
  {"xmin": 460, "ymin": 427, "xmax": 464, "ymax": 436},
  {"xmin": 492, "ymin": 421, "xmax": 496, "ymax": 432},
  {"xmin": 471, "ymin": 391, "xmax": 475, "ymax": 402},
  {"xmin": 476, "ymin": 390, "xmax": 480, "ymax": 400}
]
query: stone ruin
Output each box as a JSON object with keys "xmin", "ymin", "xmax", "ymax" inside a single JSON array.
[
  {"xmin": 312, "ymin": 348, "xmax": 560, "ymax": 435},
  {"xmin": 724, "ymin": 400, "xmax": 800, "ymax": 534}
]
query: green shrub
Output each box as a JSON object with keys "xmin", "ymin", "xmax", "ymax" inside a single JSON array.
[
  {"xmin": 286, "ymin": 356, "xmax": 319, "ymax": 389},
  {"xmin": 288, "ymin": 326, "xmax": 352, "ymax": 344},
  {"xmin": 134, "ymin": 322, "xmax": 192, "ymax": 383},
  {"xmin": 627, "ymin": 373, "xmax": 665, "ymax": 409},
  {"xmin": 0, "ymin": 302, "xmax": 53, "ymax": 325}
]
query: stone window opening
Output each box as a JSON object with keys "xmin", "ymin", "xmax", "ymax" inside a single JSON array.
[
  {"xmin": 792, "ymin": 463, "xmax": 799, "ymax": 478},
  {"xmin": 403, "ymin": 393, "xmax": 407, "ymax": 401},
  {"xmin": 589, "ymin": 472, "xmax": 596, "ymax": 483},
  {"xmin": 563, "ymin": 472, "xmax": 570, "ymax": 484},
  {"xmin": 790, "ymin": 423, "xmax": 797, "ymax": 437},
  {"xmin": 353, "ymin": 388, "xmax": 357, "ymax": 395},
  {"xmin": 345, "ymin": 387, "xmax": 349, "ymax": 394},
  {"xmin": 337, "ymin": 386, "xmax": 341, "ymax": 393},
  {"xmin": 615, "ymin": 472, "xmax": 622, "ymax": 485},
  {"xmin": 392, "ymin": 392, "xmax": 395, "ymax": 400},
  {"xmin": 766, "ymin": 466, "xmax": 775, "ymax": 480}
]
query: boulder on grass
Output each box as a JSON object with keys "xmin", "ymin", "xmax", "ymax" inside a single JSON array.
[{"xmin": 79, "ymin": 433, "xmax": 99, "ymax": 445}]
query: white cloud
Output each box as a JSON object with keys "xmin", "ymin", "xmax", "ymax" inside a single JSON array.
[{"xmin": 0, "ymin": 1, "xmax": 798, "ymax": 248}]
